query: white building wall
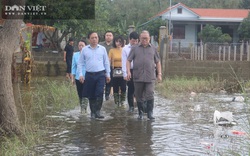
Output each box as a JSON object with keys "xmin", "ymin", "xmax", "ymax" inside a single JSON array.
[
  {"xmin": 172, "ymin": 24, "xmax": 196, "ymax": 48},
  {"xmin": 162, "ymin": 7, "xmax": 198, "ymax": 21}
]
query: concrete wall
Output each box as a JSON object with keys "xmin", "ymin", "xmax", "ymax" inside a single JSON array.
[
  {"xmin": 16, "ymin": 49, "xmax": 250, "ymax": 80},
  {"xmin": 32, "ymin": 61, "xmax": 66, "ymax": 76},
  {"xmin": 164, "ymin": 60, "xmax": 250, "ymax": 80},
  {"xmin": 172, "ymin": 24, "xmax": 196, "ymax": 47},
  {"xmin": 19, "ymin": 59, "xmax": 250, "ymax": 81}
]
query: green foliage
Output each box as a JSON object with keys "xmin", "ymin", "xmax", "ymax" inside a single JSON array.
[
  {"xmin": 25, "ymin": 0, "xmax": 95, "ymax": 20},
  {"xmin": 30, "ymin": 78, "xmax": 78, "ymax": 113},
  {"xmin": 174, "ymin": 0, "xmax": 240, "ymax": 8},
  {"xmin": 24, "ymin": 33, "xmax": 31, "ymax": 51},
  {"xmin": 116, "ymin": 20, "xmax": 128, "ymax": 36},
  {"xmin": 198, "ymin": 24, "xmax": 232, "ymax": 43},
  {"xmin": 27, "ymin": 0, "xmax": 111, "ymax": 47},
  {"xmin": 238, "ymin": 13, "xmax": 250, "ymax": 41},
  {"xmin": 0, "ymin": 78, "xmax": 79, "ymax": 155},
  {"xmin": 239, "ymin": 0, "xmax": 250, "ymax": 9},
  {"xmin": 140, "ymin": 18, "xmax": 166, "ymax": 37},
  {"xmin": 0, "ymin": 131, "xmax": 41, "ymax": 156},
  {"xmin": 26, "ymin": 0, "xmax": 244, "ymax": 46}
]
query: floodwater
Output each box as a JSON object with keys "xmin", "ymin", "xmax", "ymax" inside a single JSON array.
[{"xmin": 32, "ymin": 91, "xmax": 250, "ymax": 156}]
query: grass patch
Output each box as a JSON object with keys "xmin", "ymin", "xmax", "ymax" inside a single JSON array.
[
  {"xmin": 156, "ymin": 76, "xmax": 226, "ymax": 99},
  {"xmin": 1, "ymin": 77, "xmax": 78, "ymax": 156}
]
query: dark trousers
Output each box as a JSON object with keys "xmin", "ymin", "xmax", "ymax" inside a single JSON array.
[
  {"xmin": 85, "ymin": 70, "xmax": 106, "ymax": 100},
  {"xmin": 105, "ymin": 80, "xmax": 112, "ymax": 97},
  {"xmin": 75, "ymin": 79, "xmax": 87, "ymax": 99},
  {"xmin": 66, "ymin": 59, "xmax": 72, "ymax": 73},
  {"xmin": 127, "ymin": 69, "xmax": 134, "ymax": 107},
  {"xmin": 112, "ymin": 77, "xmax": 126, "ymax": 94},
  {"xmin": 105, "ymin": 66, "xmax": 112, "ymax": 97},
  {"xmin": 134, "ymin": 82, "xmax": 155, "ymax": 102}
]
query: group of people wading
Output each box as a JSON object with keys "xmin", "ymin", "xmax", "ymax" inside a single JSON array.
[{"xmin": 65, "ymin": 30, "xmax": 162, "ymax": 120}]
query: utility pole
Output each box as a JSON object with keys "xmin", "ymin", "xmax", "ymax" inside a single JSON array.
[
  {"xmin": 169, "ymin": 0, "xmax": 172, "ymax": 52},
  {"xmin": 169, "ymin": 0, "xmax": 172, "ymax": 37}
]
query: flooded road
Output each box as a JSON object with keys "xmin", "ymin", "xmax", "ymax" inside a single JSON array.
[{"xmin": 33, "ymin": 92, "xmax": 250, "ymax": 155}]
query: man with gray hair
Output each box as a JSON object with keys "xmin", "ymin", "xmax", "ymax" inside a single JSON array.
[{"xmin": 126, "ymin": 30, "xmax": 162, "ymax": 120}]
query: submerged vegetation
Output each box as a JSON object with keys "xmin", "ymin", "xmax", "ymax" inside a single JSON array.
[{"xmin": 1, "ymin": 78, "xmax": 78, "ymax": 156}]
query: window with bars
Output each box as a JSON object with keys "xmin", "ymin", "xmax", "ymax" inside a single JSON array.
[
  {"xmin": 173, "ymin": 25, "xmax": 185, "ymax": 39},
  {"xmin": 177, "ymin": 8, "xmax": 182, "ymax": 14}
]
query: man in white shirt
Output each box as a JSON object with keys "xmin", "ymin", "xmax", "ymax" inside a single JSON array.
[
  {"xmin": 121, "ymin": 31, "xmax": 139, "ymax": 112},
  {"xmin": 36, "ymin": 29, "xmax": 45, "ymax": 51}
]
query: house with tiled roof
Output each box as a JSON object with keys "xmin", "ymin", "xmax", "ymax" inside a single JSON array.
[{"xmin": 151, "ymin": 2, "xmax": 250, "ymax": 46}]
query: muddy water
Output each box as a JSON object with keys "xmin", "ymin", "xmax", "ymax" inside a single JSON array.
[{"xmin": 33, "ymin": 92, "xmax": 250, "ymax": 156}]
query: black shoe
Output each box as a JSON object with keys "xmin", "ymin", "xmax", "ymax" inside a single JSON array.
[
  {"xmin": 147, "ymin": 99, "xmax": 155, "ymax": 120},
  {"xmin": 137, "ymin": 114, "xmax": 143, "ymax": 120},
  {"xmin": 90, "ymin": 112, "xmax": 96, "ymax": 119},
  {"xmin": 95, "ymin": 110, "xmax": 104, "ymax": 119},
  {"xmin": 128, "ymin": 106, "xmax": 134, "ymax": 112},
  {"xmin": 148, "ymin": 115, "xmax": 155, "ymax": 120},
  {"xmin": 105, "ymin": 96, "xmax": 110, "ymax": 101},
  {"xmin": 95, "ymin": 114, "xmax": 104, "ymax": 119},
  {"xmin": 95, "ymin": 98, "xmax": 104, "ymax": 118},
  {"xmin": 137, "ymin": 102, "xmax": 144, "ymax": 120}
]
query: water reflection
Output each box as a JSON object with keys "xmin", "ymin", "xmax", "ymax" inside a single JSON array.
[
  {"xmin": 33, "ymin": 92, "xmax": 250, "ymax": 155},
  {"xmin": 66, "ymin": 112, "xmax": 153, "ymax": 155}
]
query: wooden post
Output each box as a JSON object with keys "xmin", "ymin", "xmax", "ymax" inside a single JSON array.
[
  {"xmin": 247, "ymin": 41, "xmax": 249, "ymax": 61},
  {"xmin": 219, "ymin": 46, "xmax": 221, "ymax": 61},
  {"xmin": 223, "ymin": 46, "xmax": 226, "ymax": 61},
  {"xmin": 240, "ymin": 42, "xmax": 243, "ymax": 61},
  {"xmin": 204, "ymin": 43, "xmax": 207, "ymax": 60},
  {"xmin": 128, "ymin": 25, "xmax": 135, "ymax": 35},
  {"xmin": 197, "ymin": 46, "xmax": 200, "ymax": 60},
  {"xmin": 195, "ymin": 46, "xmax": 198, "ymax": 60},
  {"xmin": 228, "ymin": 46, "xmax": 231, "ymax": 61},
  {"xmin": 158, "ymin": 26, "xmax": 167, "ymax": 51},
  {"xmin": 190, "ymin": 46, "xmax": 193, "ymax": 60},
  {"xmin": 234, "ymin": 46, "xmax": 236, "ymax": 61},
  {"xmin": 201, "ymin": 44, "xmax": 203, "ymax": 60},
  {"xmin": 159, "ymin": 26, "xmax": 168, "ymax": 78},
  {"xmin": 191, "ymin": 46, "xmax": 194, "ymax": 60},
  {"xmin": 161, "ymin": 38, "xmax": 169, "ymax": 78},
  {"xmin": 178, "ymin": 41, "xmax": 181, "ymax": 55}
]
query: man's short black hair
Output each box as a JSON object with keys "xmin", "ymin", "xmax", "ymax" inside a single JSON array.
[
  {"xmin": 104, "ymin": 30, "xmax": 113, "ymax": 39},
  {"xmin": 104, "ymin": 30, "xmax": 113, "ymax": 36},
  {"xmin": 129, "ymin": 31, "xmax": 139, "ymax": 40},
  {"xmin": 87, "ymin": 31, "xmax": 97, "ymax": 39}
]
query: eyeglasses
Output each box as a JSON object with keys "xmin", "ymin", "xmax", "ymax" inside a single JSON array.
[{"xmin": 140, "ymin": 37, "xmax": 149, "ymax": 40}]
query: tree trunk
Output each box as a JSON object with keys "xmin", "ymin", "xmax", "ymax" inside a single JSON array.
[
  {"xmin": 44, "ymin": 28, "xmax": 70, "ymax": 52},
  {"xmin": 0, "ymin": 20, "xmax": 22, "ymax": 135}
]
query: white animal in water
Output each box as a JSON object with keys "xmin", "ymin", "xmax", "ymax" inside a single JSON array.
[
  {"xmin": 232, "ymin": 96, "xmax": 244, "ymax": 102},
  {"xmin": 213, "ymin": 110, "xmax": 237, "ymax": 126}
]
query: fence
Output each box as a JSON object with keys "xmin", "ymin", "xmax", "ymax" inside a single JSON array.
[
  {"xmin": 159, "ymin": 38, "xmax": 250, "ymax": 80},
  {"xmin": 167, "ymin": 41, "xmax": 250, "ymax": 61}
]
